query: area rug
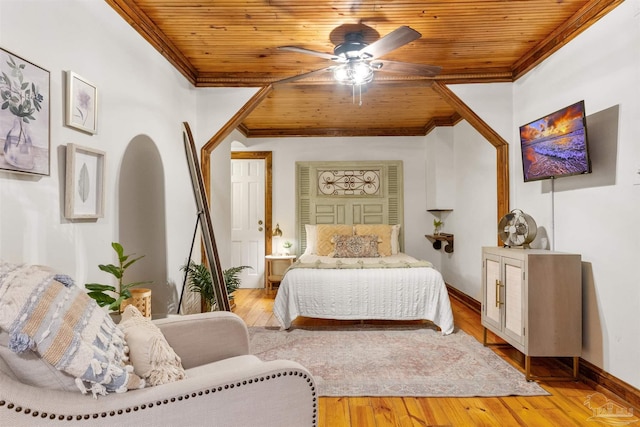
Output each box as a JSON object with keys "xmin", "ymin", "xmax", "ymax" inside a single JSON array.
[{"xmin": 249, "ymin": 326, "xmax": 549, "ymax": 397}]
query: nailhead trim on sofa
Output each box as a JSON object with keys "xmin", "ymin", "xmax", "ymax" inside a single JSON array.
[{"xmin": 1, "ymin": 370, "xmax": 317, "ymax": 425}]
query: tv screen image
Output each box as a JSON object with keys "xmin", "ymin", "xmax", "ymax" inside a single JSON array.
[{"xmin": 519, "ymin": 100, "xmax": 591, "ymax": 182}]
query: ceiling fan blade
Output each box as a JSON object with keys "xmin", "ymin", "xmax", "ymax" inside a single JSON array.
[
  {"xmin": 278, "ymin": 46, "xmax": 339, "ymax": 61},
  {"xmin": 375, "ymin": 60, "xmax": 442, "ymax": 77},
  {"xmin": 274, "ymin": 67, "xmax": 335, "ymax": 85},
  {"xmin": 358, "ymin": 26, "xmax": 421, "ymax": 59}
]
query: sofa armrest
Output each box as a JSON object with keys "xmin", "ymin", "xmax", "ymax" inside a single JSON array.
[
  {"xmin": 153, "ymin": 311, "xmax": 249, "ymax": 369},
  {"xmin": 0, "ymin": 356, "xmax": 317, "ymax": 427}
]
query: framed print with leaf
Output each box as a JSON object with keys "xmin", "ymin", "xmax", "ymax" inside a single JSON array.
[
  {"xmin": 65, "ymin": 143, "xmax": 105, "ymax": 219},
  {"xmin": 0, "ymin": 47, "xmax": 50, "ymax": 176},
  {"xmin": 66, "ymin": 71, "xmax": 97, "ymax": 134}
]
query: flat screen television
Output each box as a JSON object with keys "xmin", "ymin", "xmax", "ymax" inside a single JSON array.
[{"xmin": 519, "ymin": 100, "xmax": 592, "ymax": 182}]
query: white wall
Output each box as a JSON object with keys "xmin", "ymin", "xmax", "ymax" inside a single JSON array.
[
  {"xmin": 232, "ymin": 136, "xmax": 435, "ymax": 260},
  {"xmin": 0, "ymin": 0, "xmax": 199, "ymax": 314},
  {"xmin": 426, "ymin": 121, "xmax": 496, "ymax": 299},
  {"xmin": 423, "ymin": 83, "xmax": 511, "ymax": 299},
  {"xmin": 511, "ymin": 1, "xmax": 640, "ymax": 388},
  {"xmin": 448, "ymin": 1, "xmax": 640, "ymax": 388}
]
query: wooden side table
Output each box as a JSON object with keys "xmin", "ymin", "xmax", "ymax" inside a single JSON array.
[{"xmin": 265, "ymin": 255, "xmax": 296, "ymax": 293}]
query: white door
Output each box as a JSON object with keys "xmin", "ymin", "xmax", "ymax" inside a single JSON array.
[{"xmin": 230, "ymin": 159, "xmax": 265, "ymax": 288}]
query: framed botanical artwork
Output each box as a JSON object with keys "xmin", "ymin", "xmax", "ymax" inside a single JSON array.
[
  {"xmin": 65, "ymin": 71, "xmax": 97, "ymax": 134},
  {"xmin": 0, "ymin": 47, "xmax": 50, "ymax": 176},
  {"xmin": 65, "ymin": 143, "xmax": 106, "ymax": 219}
]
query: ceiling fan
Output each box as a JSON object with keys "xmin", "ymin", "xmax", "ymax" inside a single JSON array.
[{"xmin": 276, "ymin": 25, "xmax": 441, "ymax": 87}]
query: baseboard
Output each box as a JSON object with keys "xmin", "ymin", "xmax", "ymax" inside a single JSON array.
[
  {"xmin": 574, "ymin": 358, "xmax": 640, "ymax": 411},
  {"xmin": 445, "ymin": 284, "xmax": 480, "ymax": 313},
  {"xmin": 446, "ymin": 284, "xmax": 640, "ymax": 411}
]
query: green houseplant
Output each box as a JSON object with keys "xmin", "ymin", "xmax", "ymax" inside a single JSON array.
[
  {"xmin": 223, "ymin": 265, "xmax": 252, "ymax": 298},
  {"xmin": 85, "ymin": 242, "xmax": 150, "ymax": 312},
  {"xmin": 433, "ymin": 218, "xmax": 443, "ymax": 235},
  {"xmin": 181, "ymin": 262, "xmax": 252, "ymax": 311}
]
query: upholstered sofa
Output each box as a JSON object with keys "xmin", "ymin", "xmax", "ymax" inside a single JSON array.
[{"xmin": 0, "ymin": 311, "xmax": 317, "ymax": 426}]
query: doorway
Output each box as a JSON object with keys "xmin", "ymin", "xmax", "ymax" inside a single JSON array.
[{"xmin": 230, "ymin": 151, "xmax": 272, "ymax": 289}]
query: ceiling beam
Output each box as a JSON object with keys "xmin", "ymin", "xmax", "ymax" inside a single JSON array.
[{"xmin": 242, "ymin": 126, "xmax": 432, "ymax": 138}]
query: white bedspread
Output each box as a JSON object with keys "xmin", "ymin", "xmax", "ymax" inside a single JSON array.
[{"xmin": 273, "ymin": 254, "xmax": 455, "ymax": 335}]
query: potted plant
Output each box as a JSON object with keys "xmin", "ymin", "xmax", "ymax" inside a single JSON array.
[
  {"xmin": 181, "ymin": 262, "xmax": 252, "ymax": 312},
  {"xmin": 433, "ymin": 218, "xmax": 443, "ymax": 235},
  {"xmin": 85, "ymin": 242, "xmax": 151, "ymax": 314},
  {"xmin": 181, "ymin": 261, "xmax": 216, "ymax": 312},
  {"xmin": 223, "ymin": 265, "xmax": 252, "ymax": 308},
  {"xmin": 282, "ymin": 241, "xmax": 293, "ymax": 255}
]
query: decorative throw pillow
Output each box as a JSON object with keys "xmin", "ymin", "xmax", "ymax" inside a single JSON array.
[
  {"xmin": 118, "ymin": 305, "xmax": 186, "ymax": 386},
  {"xmin": 303, "ymin": 224, "xmax": 317, "ymax": 255},
  {"xmin": 0, "ymin": 262, "xmax": 144, "ymax": 397},
  {"xmin": 332, "ymin": 235, "xmax": 380, "ymax": 258},
  {"xmin": 355, "ymin": 224, "xmax": 394, "ymax": 256},
  {"xmin": 316, "ymin": 224, "xmax": 354, "ymax": 256},
  {"xmin": 0, "ymin": 329, "xmax": 78, "ymax": 392},
  {"xmin": 390, "ymin": 224, "xmax": 401, "ymax": 255}
]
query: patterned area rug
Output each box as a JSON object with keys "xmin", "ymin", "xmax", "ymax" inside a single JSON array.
[{"xmin": 249, "ymin": 326, "xmax": 549, "ymax": 397}]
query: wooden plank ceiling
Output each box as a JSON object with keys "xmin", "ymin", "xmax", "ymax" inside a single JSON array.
[{"xmin": 107, "ymin": 0, "xmax": 622, "ymax": 137}]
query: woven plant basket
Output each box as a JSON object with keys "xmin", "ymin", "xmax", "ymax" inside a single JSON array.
[{"xmin": 120, "ymin": 288, "xmax": 152, "ymax": 318}]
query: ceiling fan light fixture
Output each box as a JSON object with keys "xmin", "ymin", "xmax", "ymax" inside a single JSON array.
[{"xmin": 333, "ymin": 61, "xmax": 374, "ymax": 86}]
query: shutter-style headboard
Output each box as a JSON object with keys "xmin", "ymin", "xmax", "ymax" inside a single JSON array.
[{"xmin": 296, "ymin": 160, "xmax": 404, "ymax": 254}]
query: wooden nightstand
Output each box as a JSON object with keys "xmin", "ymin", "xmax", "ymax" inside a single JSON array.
[{"xmin": 265, "ymin": 255, "xmax": 296, "ymax": 293}]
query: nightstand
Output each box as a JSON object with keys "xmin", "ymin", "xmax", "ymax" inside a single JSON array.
[{"xmin": 265, "ymin": 255, "xmax": 296, "ymax": 293}]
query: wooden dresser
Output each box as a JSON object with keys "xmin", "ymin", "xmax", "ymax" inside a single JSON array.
[{"xmin": 481, "ymin": 246, "xmax": 582, "ymax": 381}]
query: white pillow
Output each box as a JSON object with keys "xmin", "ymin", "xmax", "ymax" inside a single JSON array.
[
  {"xmin": 391, "ymin": 224, "xmax": 401, "ymax": 254},
  {"xmin": 304, "ymin": 224, "xmax": 317, "ymax": 255},
  {"xmin": 118, "ymin": 305, "xmax": 186, "ymax": 387}
]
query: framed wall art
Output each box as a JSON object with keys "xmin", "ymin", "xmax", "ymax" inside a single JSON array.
[
  {"xmin": 0, "ymin": 47, "xmax": 50, "ymax": 176},
  {"xmin": 65, "ymin": 143, "xmax": 106, "ymax": 219},
  {"xmin": 66, "ymin": 71, "xmax": 97, "ymax": 134}
]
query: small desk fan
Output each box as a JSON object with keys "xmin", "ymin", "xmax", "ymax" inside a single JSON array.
[{"xmin": 498, "ymin": 209, "xmax": 537, "ymax": 248}]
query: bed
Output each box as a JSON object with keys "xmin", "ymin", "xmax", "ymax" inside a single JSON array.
[{"xmin": 272, "ymin": 224, "xmax": 455, "ymax": 335}]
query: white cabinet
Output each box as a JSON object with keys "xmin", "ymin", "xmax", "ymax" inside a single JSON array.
[{"xmin": 481, "ymin": 247, "xmax": 582, "ymax": 380}]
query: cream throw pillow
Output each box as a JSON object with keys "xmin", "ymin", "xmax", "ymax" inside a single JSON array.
[
  {"xmin": 390, "ymin": 224, "xmax": 401, "ymax": 254},
  {"xmin": 304, "ymin": 224, "xmax": 317, "ymax": 255},
  {"xmin": 355, "ymin": 224, "xmax": 395, "ymax": 256},
  {"xmin": 118, "ymin": 305, "xmax": 186, "ymax": 386},
  {"xmin": 316, "ymin": 224, "xmax": 354, "ymax": 256}
]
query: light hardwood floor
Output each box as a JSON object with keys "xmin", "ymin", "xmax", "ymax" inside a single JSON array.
[{"xmin": 233, "ymin": 288, "xmax": 637, "ymax": 427}]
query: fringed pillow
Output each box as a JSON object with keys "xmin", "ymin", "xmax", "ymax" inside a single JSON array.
[
  {"xmin": 0, "ymin": 262, "xmax": 144, "ymax": 398},
  {"xmin": 118, "ymin": 305, "xmax": 185, "ymax": 386},
  {"xmin": 332, "ymin": 235, "xmax": 380, "ymax": 258}
]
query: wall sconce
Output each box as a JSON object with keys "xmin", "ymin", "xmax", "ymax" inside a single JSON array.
[{"xmin": 272, "ymin": 223, "xmax": 283, "ymax": 255}]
